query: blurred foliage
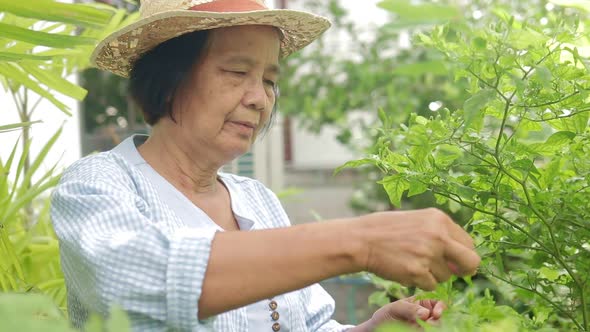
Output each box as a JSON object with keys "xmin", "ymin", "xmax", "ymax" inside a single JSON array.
[
  {"xmin": 0, "ymin": 293, "xmax": 131, "ymax": 332},
  {"xmin": 335, "ymin": 0, "xmax": 590, "ymax": 330},
  {"xmin": 79, "ymin": 0, "xmax": 141, "ymax": 135},
  {"xmin": 0, "ymin": 0, "xmax": 138, "ymax": 330}
]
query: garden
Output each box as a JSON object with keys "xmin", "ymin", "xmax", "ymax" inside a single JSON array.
[{"xmin": 1, "ymin": 0, "xmax": 589, "ymax": 331}]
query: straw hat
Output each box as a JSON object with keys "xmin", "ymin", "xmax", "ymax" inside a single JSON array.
[{"xmin": 91, "ymin": 0, "xmax": 331, "ymax": 77}]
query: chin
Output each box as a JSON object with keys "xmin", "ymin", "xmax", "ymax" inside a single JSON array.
[{"xmin": 225, "ymin": 144, "xmax": 252, "ymax": 160}]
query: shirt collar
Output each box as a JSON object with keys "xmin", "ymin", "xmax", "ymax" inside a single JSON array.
[{"xmin": 114, "ymin": 134, "xmax": 262, "ymax": 231}]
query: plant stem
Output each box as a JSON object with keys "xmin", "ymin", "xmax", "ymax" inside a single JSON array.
[
  {"xmin": 490, "ymin": 271, "xmax": 583, "ymax": 331},
  {"xmin": 15, "ymin": 88, "xmax": 33, "ymax": 224}
]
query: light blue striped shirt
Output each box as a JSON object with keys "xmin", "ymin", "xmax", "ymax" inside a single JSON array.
[{"xmin": 50, "ymin": 135, "xmax": 354, "ymax": 332}]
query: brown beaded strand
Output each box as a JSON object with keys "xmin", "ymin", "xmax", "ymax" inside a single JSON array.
[{"xmin": 269, "ymin": 299, "xmax": 280, "ymax": 331}]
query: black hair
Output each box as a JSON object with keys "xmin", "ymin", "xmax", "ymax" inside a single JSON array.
[
  {"xmin": 129, "ymin": 30, "xmax": 209, "ymax": 125},
  {"xmin": 128, "ymin": 29, "xmax": 279, "ymax": 133}
]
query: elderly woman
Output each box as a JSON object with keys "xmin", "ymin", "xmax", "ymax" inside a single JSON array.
[{"xmin": 50, "ymin": 0, "xmax": 480, "ymax": 331}]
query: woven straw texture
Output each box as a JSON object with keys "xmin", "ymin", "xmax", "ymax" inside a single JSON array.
[{"xmin": 91, "ymin": 0, "xmax": 330, "ymax": 77}]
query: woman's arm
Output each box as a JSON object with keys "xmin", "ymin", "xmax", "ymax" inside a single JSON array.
[
  {"xmin": 199, "ymin": 208, "xmax": 480, "ymax": 319},
  {"xmin": 200, "ymin": 218, "xmax": 360, "ymax": 319}
]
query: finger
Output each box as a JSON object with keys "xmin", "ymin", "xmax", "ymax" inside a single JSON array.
[
  {"xmin": 447, "ymin": 262, "xmax": 459, "ymax": 275},
  {"xmin": 444, "ymin": 239, "xmax": 481, "ymax": 276},
  {"xmin": 416, "ymin": 298, "xmax": 434, "ymax": 311},
  {"xmin": 413, "ymin": 270, "xmax": 438, "ymax": 291},
  {"xmin": 428, "ymin": 209, "xmax": 474, "ymax": 249},
  {"xmin": 387, "ymin": 301, "xmax": 431, "ymax": 322},
  {"xmin": 445, "ymin": 218, "xmax": 475, "ymax": 249},
  {"xmin": 433, "ymin": 301, "xmax": 446, "ymax": 319},
  {"xmin": 430, "ymin": 259, "xmax": 453, "ymax": 283}
]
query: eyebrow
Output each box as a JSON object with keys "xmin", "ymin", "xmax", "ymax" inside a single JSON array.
[{"xmin": 224, "ymin": 55, "xmax": 280, "ymax": 75}]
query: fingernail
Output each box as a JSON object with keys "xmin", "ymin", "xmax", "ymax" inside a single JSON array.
[
  {"xmin": 417, "ymin": 308, "xmax": 430, "ymax": 319},
  {"xmin": 448, "ymin": 262, "xmax": 459, "ymax": 274},
  {"xmin": 434, "ymin": 307, "xmax": 443, "ymax": 317}
]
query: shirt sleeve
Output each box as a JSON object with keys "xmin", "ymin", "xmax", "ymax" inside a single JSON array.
[
  {"xmin": 303, "ymin": 284, "xmax": 356, "ymax": 332},
  {"xmin": 51, "ymin": 175, "xmax": 217, "ymax": 331}
]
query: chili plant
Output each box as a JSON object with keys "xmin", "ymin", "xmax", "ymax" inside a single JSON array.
[{"xmin": 340, "ymin": 6, "xmax": 590, "ymax": 332}]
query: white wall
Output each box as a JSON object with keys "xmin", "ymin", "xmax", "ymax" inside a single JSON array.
[{"xmin": 291, "ymin": 111, "xmax": 375, "ymax": 170}]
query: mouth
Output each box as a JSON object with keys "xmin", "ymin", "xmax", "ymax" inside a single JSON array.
[
  {"xmin": 226, "ymin": 120, "xmax": 257, "ymax": 137},
  {"xmin": 230, "ymin": 121, "xmax": 257, "ymax": 130}
]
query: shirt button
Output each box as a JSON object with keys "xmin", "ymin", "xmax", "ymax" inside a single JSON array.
[
  {"xmin": 271, "ymin": 311, "xmax": 280, "ymax": 321},
  {"xmin": 269, "ymin": 300, "xmax": 278, "ymax": 310},
  {"xmin": 272, "ymin": 322, "xmax": 281, "ymax": 331}
]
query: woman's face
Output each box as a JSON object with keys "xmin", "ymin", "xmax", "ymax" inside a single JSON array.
[{"xmin": 168, "ymin": 25, "xmax": 280, "ymax": 163}]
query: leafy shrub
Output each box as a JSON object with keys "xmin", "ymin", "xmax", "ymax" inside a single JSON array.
[{"xmin": 340, "ymin": 1, "xmax": 590, "ymax": 331}]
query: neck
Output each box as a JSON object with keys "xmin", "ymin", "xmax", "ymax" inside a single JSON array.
[{"xmin": 138, "ymin": 129, "xmax": 223, "ymax": 195}]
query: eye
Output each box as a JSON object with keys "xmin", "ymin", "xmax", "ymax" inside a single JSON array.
[{"xmin": 264, "ymin": 79, "xmax": 276, "ymax": 88}]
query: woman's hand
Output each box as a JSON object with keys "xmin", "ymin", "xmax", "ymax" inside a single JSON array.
[
  {"xmin": 350, "ymin": 297, "xmax": 446, "ymax": 332},
  {"xmin": 353, "ymin": 208, "xmax": 480, "ymax": 290}
]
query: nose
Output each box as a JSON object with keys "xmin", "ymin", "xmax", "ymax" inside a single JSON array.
[{"xmin": 242, "ymin": 77, "xmax": 268, "ymax": 112}]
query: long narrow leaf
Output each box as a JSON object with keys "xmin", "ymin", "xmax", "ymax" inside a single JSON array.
[
  {"xmin": 16, "ymin": 127, "xmax": 62, "ymax": 199},
  {"xmin": 1, "ymin": 175, "xmax": 61, "ymax": 223},
  {"xmin": 0, "ymin": 0, "xmax": 115, "ymax": 29},
  {"xmin": 28, "ymin": 163, "xmax": 60, "ymax": 197},
  {"xmin": 10, "ymin": 136, "xmax": 32, "ymax": 203},
  {"xmin": 0, "ymin": 274, "xmax": 8, "ymax": 291},
  {"xmin": 21, "ymin": 63, "xmax": 87, "ymax": 100},
  {"xmin": 0, "ymin": 228, "xmax": 24, "ymax": 282},
  {"xmin": 36, "ymin": 278, "xmax": 64, "ymax": 291},
  {"xmin": 0, "ymin": 270, "xmax": 17, "ymax": 291},
  {"xmin": 0, "ymin": 63, "xmax": 71, "ymax": 115},
  {"xmin": 0, "ymin": 22, "xmax": 96, "ymax": 49},
  {"xmin": 0, "ymin": 52, "xmax": 54, "ymax": 62},
  {"xmin": 0, "ymin": 138, "xmax": 19, "ymax": 206},
  {"xmin": 0, "ymin": 121, "xmax": 41, "ymax": 133}
]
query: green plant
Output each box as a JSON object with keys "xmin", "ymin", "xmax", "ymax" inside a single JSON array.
[
  {"xmin": 339, "ymin": 0, "xmax": 590, "ymax": 330},
  {"xmin": 0, "ymin": 0, "xmax": 138, "ymax": 327},
  {"xmin": 0, "ymin": 293, "xmax": 131, "ymax": 332}
]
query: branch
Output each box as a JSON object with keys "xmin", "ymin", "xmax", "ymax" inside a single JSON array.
[{"xmin": 489, "ymin": 271, "xmax": 583, "ymax": 331}]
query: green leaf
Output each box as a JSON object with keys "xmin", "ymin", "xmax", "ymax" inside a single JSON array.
[
  {"xmin": 0, "ymin": 63, "xmax": 70, "ymax": 115},
  {"xmin": 473, "ymin": 37, "xmax": 488, "ymax": 50},
  {"xmin": 368, "ymin": 291, "xmax": 390, "ymax": 307},
  {"xmin": 534, "ymin": 66, "xmax": 553, "ymax": 88},
  {"xmin": 550, "ymin": 0, "xmax": 590, "ymax": 12},
  {"xmin": 379, "ymin": 174, "xmax": 410, "ymax": 207},
  {"xmin": 545, "ymin": 131, "xmax": 576, "ymax": 145},
  {"xmin": 0, "ymin": 0, "xmax": 114, "ymax": 28},
  {"xmin": 0, "ymin": 293, "xmax": 76, "ymax": 332},
  {"xmin": 106, "ymin": 306, "xmax": 131, "ymax": 332},
  {"xmin": 0, "ymin": 52, "xmax": 55, "ymax": 62},
  {"xmin": 463, "ymin": 89, "xmax": 496, "ymax": 128},
  {"xmin": 16, "ymin": 127, "xmax": 62, "ymax": 199},
  {"xmin": 573, "ymin": 111, "xmax": 589, "ymax": 133},
  {"xmin": 0, "ymin": 121, "xmax": 41, "ymax": 133},
  {"xmin": 507, "ymin": 27, "xmax": 549, "ymax": 49},
  {"xmin": 20, "ymin": 63, "xmax": 87, "ymax": 100},
  {"xmin": 378, "ymin": 0, "xmax": 461, "ymax": 22},
  {"xmin": 0, "ymin": 22, "xmax": 96, "ymax": 49},
  {"xmin": 407, "ymin": 180, "xmax": 428, "ymax": 197},
  {"xmin": 530, "ymin": 131, "xmax": 576, "ymax": 155},
  {"xmin": 333, "ymin": 157, "xmax": 378, "ymax": 175},
  {"xmin": 1, "ymin": 174, "xmax": 61, "ymax": 224},
  {"xmin": 378, "ymin": 108, "xmax": 387, "ymax": 126},
  {"xmin": 539, "ymin": 266, "xmax": 560, "ymax": 282}
]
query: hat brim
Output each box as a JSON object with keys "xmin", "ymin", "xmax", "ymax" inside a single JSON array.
[{"xmin": 91, "ymin": 9, "xmax": 331, "ymax": 78}]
